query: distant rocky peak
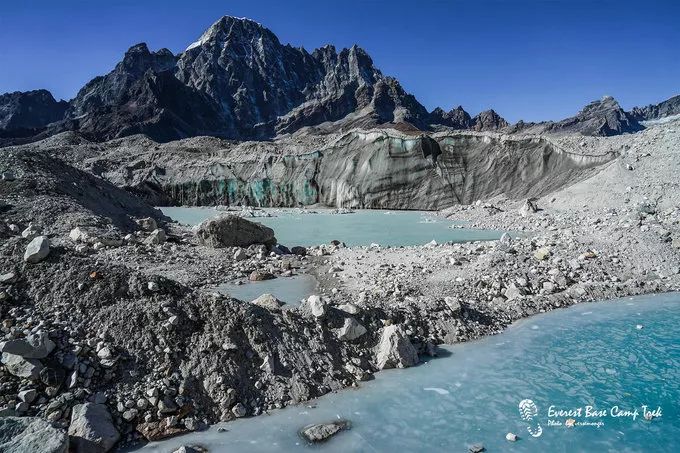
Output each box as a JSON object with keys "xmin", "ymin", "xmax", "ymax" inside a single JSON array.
[
  {"xmin": 185, "ymin": 15, "xmax": 279, "ymax": 52},
  {"xmin": 120, "ymin": 43, "xmax": 177, "ymax": 75},
  {"xmin": 429, "ymin": 105, "xmax": 472, "ymax": 129},
  {"xmin": 580, "ymin": 95, "xmax": 623, "ymax": 116},
  {"xmin": 472, "ymin": 109, "xmax": 508, "ymax": 131}
]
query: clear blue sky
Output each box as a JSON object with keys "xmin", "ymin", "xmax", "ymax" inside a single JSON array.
[{"xmin": 1, "ymin": 0, "xmax": 678, "ymax": 122}]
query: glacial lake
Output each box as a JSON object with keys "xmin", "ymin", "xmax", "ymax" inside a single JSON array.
[
  {"xmin": 160, "ymin": 207, "xmax": 503, "ymax": 247},
  {"xmin": 216, "ymin": 274, "xmax": 318, "ymax": 306},
  {"xmin": 139, "ymin": 292, "xmax": 680, "ymax": 453}
]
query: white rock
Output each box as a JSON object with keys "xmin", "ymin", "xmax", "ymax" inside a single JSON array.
[
  {"xmin": 24, "ymin": 236, "xmax": 50, "ymax": 263},
  {"xmin": 307, "ymin": 295, "xmax": 326, "ymax": 318},
  {"xmin": 375, "ymin": 325, "xmax": 419, "ymax": 370},
  {"xmin": 145, "ymin": 229, "xmax": 166, "ymax": 245},
  {"xmin": 21, "ymin": 224, "xmax": 40, "ymax": 240},
  {"xmin": 336, "ymin": 317, "xmax": 367, "ymax": 341},
  {"xmin": 506, "ymin": 432, "xmax": 518, "ymax": 442},
  {"xmin": 251, "ymin": 293, "xmax": 284, "ymax": 310},
  {"xmin": 69, "ymin": 227, "xmax": 92, "ymax": 243}
]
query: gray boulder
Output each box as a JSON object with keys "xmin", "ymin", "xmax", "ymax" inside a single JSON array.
[
  {"xmin": 375, "ymin": 325, "xmax": 419, "ymax": 370},
  {"xmin": 196, "ymin": 214, "xmax": 276, "ymax": 248},
  {"xmin": 336, "ymin": 317, "xmax": 367, "ymax": 341},
  {"xmin": 145, "ymin": 228, "xmax": 166, "ymax": 245},
  {"xmin": 299, "ymin": 420, "xmax": 351, "ymax": 443},
  {"xmin": 1, "ymin": 331, "xmax": 55, "ymax": 359},
  {"xmin": 23, "ymin": 236, "xmax": 50, "ymax": 263},
  {"xmin": 68, "ymin": 403, "xmax": 120, "ymax": 453},
  {"xmin": 1, "ymin": 353, "xmax": 43, "ymax": 379},
  {"xmin": 0, "ymin": 416, "xmax": 68, "ymax": 453}
]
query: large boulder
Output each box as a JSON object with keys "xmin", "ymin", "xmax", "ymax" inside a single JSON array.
[
  {"xmin": 68, "ymin": 403, "xmax": 120, "ymax": 453},
  {"xmin": 1, "ymin": 331, "xmax": 55, "ymax": 359},
  {"xmin": 196, "ymin": 214, "xmax": 276, "ymax": 248},
  {"xmin": 0, "ymin": 416, "xmax": 68, "ymax": 453},
  {"xmin": 23, "ymin": 236, "xmax": 50, "ymax": 263},
  {"xmin": 375, "ymin": 325, "xmax": 419, "ymax": 370},
  {"xmin": 1, "ymin": 353, "xmax": 43, "ymax": 379},
  {"xmin": 299, "ymin": 420, "xmax": 351, "ymax": 443}
]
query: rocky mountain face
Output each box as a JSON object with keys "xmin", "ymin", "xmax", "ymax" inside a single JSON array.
[
  {"xmin": 429, "ymin": 106, "xmax": 472, "ymax": 129},
  {"xmin": 629, "ymin": 95, "xmax": 680, "ymax": 122},
  {"xmin": 0, "ymin": 90, "xmax": 67, "ymax": 135},
  {"xmin": 471, "ymin": 109, "xmax": 509, "ymax": 131},
  {"xmin": 512, "ymin": 96, "xmax": 644, "ymax": 137}
]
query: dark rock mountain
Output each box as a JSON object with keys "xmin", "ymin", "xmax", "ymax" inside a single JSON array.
[
  {"xmin": 59, "ymin": 43, "xmax": 228, "ymax": 142},
  {"xmin": 429, "ymin": 106, "xmax": 472, "ymax": 129},
  {"xmin": 175, "ymin": 16, "xmax": 430, "ymax": 137},
  {"xmin": 0, "ymin": 90, "xmax": 67, "ymax": 133},
  {"xmin": 471, "ymin": 109, "xmax": 509, "ymax": 131},
  {"xmin": 629, "ymin": 95, "xmax": 680, "ymax": 122}
]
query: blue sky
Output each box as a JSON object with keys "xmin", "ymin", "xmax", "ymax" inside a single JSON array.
[{"xmin": 1, "ymin": 0, "xmax": 678, "ymax": 122}]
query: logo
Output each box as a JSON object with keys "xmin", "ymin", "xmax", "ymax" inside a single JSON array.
[{"xmin": 518, "ymin": 399, "xmax": 543, "ymax": 437}]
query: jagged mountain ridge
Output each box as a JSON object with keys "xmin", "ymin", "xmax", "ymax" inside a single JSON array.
[{"xmin": 0, "ymin": 15, "xmax": 678, "ymax": 143}]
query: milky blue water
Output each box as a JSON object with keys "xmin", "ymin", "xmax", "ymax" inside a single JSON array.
[
  {"xmin": 160, "ymin": 207, "xmax": 503, "ymax": 247},
  {"xmin": 217, "ymin": 274, "xmax": 318, "ymax": 307},
  {"xmin": 138, "ymin": 292, "xmax": 680, "ymax": 453}
]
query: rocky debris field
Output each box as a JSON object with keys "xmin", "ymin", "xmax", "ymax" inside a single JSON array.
[{"xmin": 0, "ymin": 120, "xmax": 678, "ymax": 451}]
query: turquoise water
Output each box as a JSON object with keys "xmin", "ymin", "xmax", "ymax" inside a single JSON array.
[
  {"xmin": 138, "ymin": 292, "xmax": 680, "ymax": 453},
  {"xmin": 160, "ymin": 207, "xmax": 503, "ymax": 247},
  {"xmin": 217, "ymin": 274, "xmax": 318, "ymax": 306}
]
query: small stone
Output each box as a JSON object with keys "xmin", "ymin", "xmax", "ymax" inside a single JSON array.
[
  {"xmin": 533, "ymin": 247, "xmax": 550, "ymax": 261},
  {"xmin": 233, "ymin": 249, "xmax": 248, "ymax": 261},
  {"xmin": 18, "ymin": 389, "xmax": 37, "ymax": 404},
  {"xmin": 251, "ymin": 293, "xmax": 284, "ymax": 310},
  {"xmin": 137, "ymin": 217, "xmax": 158, "ymax": 232},
  {"xmin": 249, "ymin": 270, "xmax": 275, "ymax": 282},
  {"xmin": 145, "ymin": 229, "xmax": 166, "ymax": 245},
  {"xmin": 0, "ymin": 272, "xmax": 17, "ymax": 285},
  {"xmin": 69, "ymin": 227, "xmax": 92, "ymax": 243},
  {"xmin": 336, "ymin": 317, "xmax": 367, "ymax": 341},
  {"xmin": 147, "ymin": 281, "xmax": 160, "ymax": 292},
  {"xmin": 307, "ymin": 295, "xmax": 326, "ymax": 318},
  {"xmin": 123, "ymin": 409, "xmax": 138, "ymax": 421},
  {"xmin": 469, "ymin": 443, "xmax": 486, "ymax": 452},
  {"xmin": 231, "ymin": 402, "xmax": 247, "ymax": 418},
  {"xmin": 506, "ymin": 432, "xmax": 518, "ymax": 442}
]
